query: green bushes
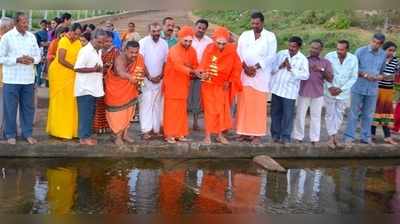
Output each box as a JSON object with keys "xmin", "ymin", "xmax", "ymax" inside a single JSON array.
[
  {"xmin": 194, "ymin": 10, "xmax": 400, "ymax": 54},
  {"xmin": 324, "ymin": 14, "xmax": 352, "ymax": 29}
]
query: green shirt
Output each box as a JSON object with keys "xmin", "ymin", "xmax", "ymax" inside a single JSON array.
[{"xmin": 161, "ymin": 31, "xmax": 177, "ymax": 48}]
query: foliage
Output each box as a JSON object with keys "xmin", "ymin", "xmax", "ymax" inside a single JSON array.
[
  {"xmin": 194, "ymin": 10, "xmax": 400, "ymax": 54},
  {"xmin": 324, "ymin": 14, "xmax": 352, "ymax": 30}
]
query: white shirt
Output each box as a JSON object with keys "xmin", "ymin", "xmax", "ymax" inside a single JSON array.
[
  {"xmin": 0, "ymin": 27, "xmax": 41, "ymax": 84},
  {"xmin": 139, "ymin": 36, "xmax": 169, "ymax": 91},
  {"xmin": 237, "ymin": 29, "xmax": 277, "ymax": 93},
  {"xmin": 74, "ymin": 42, "xmax": 104, "ymax": 97},
  {"xmin": 324, "ymin": 51, "xmax": 358, "ymax": 101},
  {"xmin": 270, "ymin": 49, "xmax": 309, "ymax": 100},
  {"xmin": 191, "ymin": 35, "xmax": 213, "ymax": 63}
]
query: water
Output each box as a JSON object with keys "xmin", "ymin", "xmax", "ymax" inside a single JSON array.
[{"xmin": 0, "ymin": 158, "xmax": 400, "ymax": 214}]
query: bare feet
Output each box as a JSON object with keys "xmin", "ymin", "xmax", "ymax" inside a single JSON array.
[
  {"xmin": 250, "ymin": 137, "xmax": 261, "ymax": 145},
  {"xmin": 114, "ymin": 137, "xmax": 124, "ymax": 146},
  {"xmin": 203, "ymin": 137, "xmax": 212, "ymax": 145},
  {"xmin": 384, "ymin": 137, "xmax": 398, "ymax": 145},
  {"xmin": 142, "ymin": 133, "xmax": 152, "ymax": 140},
  {"xmin": 7, "ymin": 138, "xmax": 16, "ymax": 145},
  {"xmin": 327, "ymin": 138, "xmax": 336, "ymax": 149},
  {"xmin": 26, "ymin": 137, "xmax": 38, "ymax": 145},
  {"xmin": 80, "ymin": 138, "xmax": 97, "ymax": 146},
  {"xmin": 344, "ymin": 141, "xmax": 352, "ymax": 149},
  {"xmin": 123, "ymin": 135, "xmax": 134, "ymax": 144},
  {"xmin": 235, "ymin": 135, "xmax": 249, "ymax": 142},
  {"xmin": 216, "ymin": 135, "xmax": 229, "ymax": 144}
]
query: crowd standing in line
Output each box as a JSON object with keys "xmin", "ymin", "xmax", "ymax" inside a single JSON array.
[{"xmin": 0, "ymin": 11, "xmax": 399, "ymax": 149}]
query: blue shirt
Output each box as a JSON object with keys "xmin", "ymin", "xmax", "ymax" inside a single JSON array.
[
  {"xmin": 351, "ymin": 45, "xmax": 386, "ymax": 96},
  {"xmin": 112, "ymin": 31, "xmax": 122, "ymax": 49}
]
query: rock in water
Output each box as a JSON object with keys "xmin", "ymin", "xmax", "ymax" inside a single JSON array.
[{"xmin": 253, "ymin": 155, "xmax": 286, "ymax": 172}]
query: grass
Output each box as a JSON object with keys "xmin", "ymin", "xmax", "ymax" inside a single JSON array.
[{"xmin": 193, "ymin": 10, "xmax": 400, "ymax": 54}]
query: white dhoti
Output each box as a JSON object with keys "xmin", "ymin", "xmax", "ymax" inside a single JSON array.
[
  {"xmin": 324, "ymin": 96, "xmax": 348, "ymax": 136},
  {"xmin": 292, "ymin": 96, "xmax": 324, "ymax": 142},
  {"xmin": 139, "ymin": 88, "xmax": 163, "ymax": 133}
]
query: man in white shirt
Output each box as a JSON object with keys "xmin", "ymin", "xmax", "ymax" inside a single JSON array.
[
  {"xmin": 189, "ymin": 19, "xmax": 213, "ymax": 130},
  {"xmin": 138, "ymin": 22, "xmax": 169, "ymax": 140},
  {"xmin": 236, "ymin": 11, "xmax": 277, "ymax": 144},
  {"xmin": 270, "ymin": 36, "xmax": 309, "ymax": 145},
  {"xmin": 74, "ymin": 29, "xmax": 107, "ymax": 146},
  {"xmin": 324, "ymin": 40, "xmax": 358, "ymax": 148},
  {"xmin": 0, "ymin": 12, "xmax": 41, "ymax": 145}
]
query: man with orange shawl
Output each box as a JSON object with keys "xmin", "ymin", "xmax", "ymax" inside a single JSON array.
[
  {"xmin": 199, "ymin": 27, "xmax": 242, "ymax": 144},
  {"xmin": 163, "ymin": 26, "xmax": 200, "ymax": 143},
  {"xmin": 104, "ymin": 40, "xmax": 144, "ymax": 145}
]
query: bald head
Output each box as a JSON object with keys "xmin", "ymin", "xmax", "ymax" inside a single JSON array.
[
  {"xmin": 104, "ymin": 20, "xmax": 114, "ymax": 32},
  {"xmin": 0, "ymin": 17, "xmax": 14, "ymax": 35}
]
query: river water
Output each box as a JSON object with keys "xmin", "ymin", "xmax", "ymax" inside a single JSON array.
[{"xmin": 0, "ymin": 158, "xmax": 399, "ymax": 214}]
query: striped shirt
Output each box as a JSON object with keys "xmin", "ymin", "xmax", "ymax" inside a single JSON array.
[
  {"xmin": 379, "ymin": 57, "xmax": 399, "ymax": 89},
  {"xmin": 270, "ymin": 50, "xmax": 310, "ymax": 99},
  {"xmin": 0, "ymin": 27, "xmax": 41, "ymax": 85}
]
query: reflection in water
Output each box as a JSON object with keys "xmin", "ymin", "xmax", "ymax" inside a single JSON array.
[
  {"xmin": 0, "ymin": 159, "xmax": 399, "ymax": 214},
  {"xmin": 47, "ymin": 168, "xmax": 77, "ymax": 214}
]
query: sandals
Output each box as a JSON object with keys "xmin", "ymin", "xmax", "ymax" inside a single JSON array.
[{"xmin": 165, "ymin": 138, "xmax": 177, "ymax": 144}]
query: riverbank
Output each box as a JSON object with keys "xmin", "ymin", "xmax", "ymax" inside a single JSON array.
[{"xmin": 0, "ymin": 87, "xmax": 399, "ymax": 159}]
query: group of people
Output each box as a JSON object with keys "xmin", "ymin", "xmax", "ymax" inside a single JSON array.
[{"xmin": 0, "ymin": 11, "xmax": 400, "ymax": 148}]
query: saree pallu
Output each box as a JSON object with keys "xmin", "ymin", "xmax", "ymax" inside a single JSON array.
[{"xmin": 373, "ymin": 87, "xmax": 395, "ymax": 128}]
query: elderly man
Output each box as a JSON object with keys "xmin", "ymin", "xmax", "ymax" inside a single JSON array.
[
  {"xmin": 163, "ymin": 26, "xmax": 200, "ymax": 143},
  {"xmin": 236, "ymin": 11, "xmax": 277, "ymax": 144},
  {"xmin": 270, "ymin": 36, "xmax": 309, "ymax": 145},
  {"xmin": 139, "ymin": 22, "xmax": 169, "ymax": 140},
  {"xmin": 104, "ymin": 20, "xmax": 122, "ymax": 49},
  {"xmin": 74, "ymin": 29, "xmax": 107, "ymax": 146},
  {"xmin": 0, "ymin": 12, "xmax": 41, "ymax": 145},
  {"xmin": 161, "ymin": 17, "xmax": 177, "ymax": 48},
  {"xmin": 292, "ymin": 39, "xmax": 333, "ymax": 145},
  {"xmin": 189, "ymin": 19, "xmax": 213, "ymax": 131},
  {"xmin": 343, "ymin": 33, "xmax": 386, "ymax": 147},
  {"xmin": 0, "ymin": 17, "xmax": 14, "ymax": 137},
  {"xmin": 324, "ymin": 40, "xmax": 358, "ymax": 149}
]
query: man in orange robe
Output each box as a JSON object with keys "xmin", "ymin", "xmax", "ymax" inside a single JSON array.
[
  {"xmin": 199, "ymin": 27, "xmax": 242, "ymax": 144},
  {"xmin": 163, "ymin": 26, "xmax": 200, "ymax": 143},
  {"xmin": 104, "ymin": 40, "xmax": 145, "ymax": 145}
]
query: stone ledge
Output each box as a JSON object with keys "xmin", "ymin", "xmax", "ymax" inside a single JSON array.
[{"xmin": 0, "ymin": 142, "xmax": 399, "ymax": 159}]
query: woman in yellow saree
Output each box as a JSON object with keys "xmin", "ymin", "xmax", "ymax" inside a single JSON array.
[{"xmin": 46, "ymin": 23, "xmax": 82, "ymax": 139}]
